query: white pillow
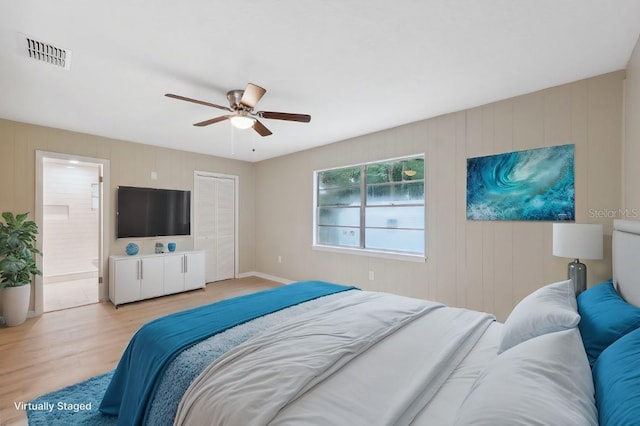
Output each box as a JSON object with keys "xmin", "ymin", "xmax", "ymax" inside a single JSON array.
[
  {"xmin": 497, "ymin": 279, "xmax": 579, "ymax": 354},
  {"xmin": 455, "ymin": 328, "xmax": 597, "ymax": 426}
]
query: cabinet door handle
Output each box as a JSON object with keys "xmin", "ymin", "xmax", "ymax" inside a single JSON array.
[
  {"xmin": 140, "ymin": 260, "xmax": 144, "ymax": 280},
  {"xmin": 184, "ymin": 256, "xmax": 188, "ymax": 273},
  {"xmin": 181, "ymin": 256, "xmax": 184, "ymax": 274},
  {"xmin": 137, "ymin": 260, "xmax": 140, "ymax": 280}
]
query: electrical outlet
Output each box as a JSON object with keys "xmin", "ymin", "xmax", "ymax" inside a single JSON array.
[
  {"xmin": 368, "ymin": 270, "xmax": 375, "ymax": 281},
  {"xmin": 278, "ymin": 255, "xmax": 282, "ymax": 264}
]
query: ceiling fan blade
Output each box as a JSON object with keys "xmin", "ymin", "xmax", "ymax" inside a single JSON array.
[
  {"xmin": 253, "ymin": 119, "xmax": 272, "ymax": 137},
  {"xmin": 165, "ymin": 94, "xmax": 232, "ymax": 112},
  {"xmin": 259, "ymin": 111, "xmax": 311, "ymax": 123},
  {"xmin": 240, "ymin": 83, "xmax": 266, "ymax": 109},
  {"xmin": 194, "ymin": 115, "xmax": 230, "ymax": 127}
]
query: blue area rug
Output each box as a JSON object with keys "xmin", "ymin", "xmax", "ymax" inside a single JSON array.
[{"xmin": 27, "ymin": 371, "xmax": 116, "ymax": 425}]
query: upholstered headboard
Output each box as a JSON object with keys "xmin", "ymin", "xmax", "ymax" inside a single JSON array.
[{"xmin": 613, "ymin": 219, "xmax": 640, "ymax": 307}]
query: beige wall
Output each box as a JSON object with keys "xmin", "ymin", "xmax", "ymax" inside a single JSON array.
[
  {"xmin": 624, "ymin": 35, "xmax": 640, "ymax": 210},
  {"xmin": 0, "ymin": 70, "xmax": 629, "ymax": 321},
  {"xmin": 0, "ymin": 121, "xmax": 256, "ymax": 312},
  {"xmin": 255, "ymin": 71, "xmax": 624, "ymax": 321}
]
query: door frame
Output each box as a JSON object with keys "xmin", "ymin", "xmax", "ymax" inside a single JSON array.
[
  {"xmin": 35, "ymin": 151, "xmax": 111, "ymax": 316},
  {"xmin": 193, "ymin": 171, "xmax": 240, "ymax": 280}
]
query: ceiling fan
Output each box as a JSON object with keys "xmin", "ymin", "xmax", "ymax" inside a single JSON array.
[{"xmin": 165, "ymin": 83, "xmax": 311, "ymax": 137}]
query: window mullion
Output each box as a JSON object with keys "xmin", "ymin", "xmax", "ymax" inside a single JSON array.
[{"xmin": 360, "ymin": 164, "xmax": 366, "ymax": 249}]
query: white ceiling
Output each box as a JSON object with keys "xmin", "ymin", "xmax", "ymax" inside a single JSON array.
[{"xmin": 1, "ymin": 1, "xmax": 640, "ymax": 162}]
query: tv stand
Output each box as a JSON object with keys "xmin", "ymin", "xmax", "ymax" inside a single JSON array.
[{"xmin": 109, "ymin": 251, "xmax": 205, "ymax": 307}]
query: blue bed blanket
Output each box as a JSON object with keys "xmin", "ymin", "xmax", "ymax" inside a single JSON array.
[{"xmin": 99, "ymin": 281, "xmax": 357, "ymax": 426}]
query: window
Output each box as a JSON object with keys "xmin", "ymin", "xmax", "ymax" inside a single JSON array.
[{"xmin": 314, "ymin": 155, "xmax": 425, "ymax": 258}]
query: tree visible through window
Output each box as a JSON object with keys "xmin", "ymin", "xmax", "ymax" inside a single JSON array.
[{"xmin": 315, "ymin": 155, "xmax": 425, "ymax": 256}]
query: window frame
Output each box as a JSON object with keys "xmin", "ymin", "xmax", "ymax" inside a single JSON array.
[{"xmin": 312, "ymin": 154, "xmax": 426, "ymax": 262}]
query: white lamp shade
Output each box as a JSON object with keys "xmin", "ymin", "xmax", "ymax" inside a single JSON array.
[{"xmin": 552, "ymin": 223, "xmax": 603, "ymax": 260}]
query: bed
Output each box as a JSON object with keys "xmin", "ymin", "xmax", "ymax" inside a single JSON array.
[{"xmin": 100, "ymin": 219, "xmax": 640, "ymax": 425}]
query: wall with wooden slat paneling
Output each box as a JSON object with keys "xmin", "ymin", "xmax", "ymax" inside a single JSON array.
[
  {"xmin": 255, "ymin": 71, "xmax": 624, "ymax": 320},
  {"xmin": 623, "ymin": 36, "xmax": 640, "ymax": 213}
]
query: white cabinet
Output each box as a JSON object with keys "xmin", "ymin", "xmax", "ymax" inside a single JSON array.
[
  {"xmin": 139, "ymin": 256, "xmax": 165, "ymax": 299},
  {"xmin": 163, "ymin": 252, "xmax": 206, "ymax": 294},
  {"xmin": 110, "ymin": 257, "xmax": 141, "ymax": 305},
  {"xmin": 164, "ymin": 254, "xmax": 185, "ymax": 294},
  {"xmin": 109, "ymin": 251, "xmax": 206, "ymax": 307},
  {"xmin": 184, "ymin": 251, "xmax": 206, "ymax": 291}
]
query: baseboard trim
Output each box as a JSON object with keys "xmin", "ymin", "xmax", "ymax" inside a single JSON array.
[{"xmin": 237, "ymin": 271, "xmax": 294, "ymax": 284}]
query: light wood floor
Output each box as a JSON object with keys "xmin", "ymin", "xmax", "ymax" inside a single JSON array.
[{"xmin": 0, "ymin": 277, "xmax": 282, "ymax": 426}]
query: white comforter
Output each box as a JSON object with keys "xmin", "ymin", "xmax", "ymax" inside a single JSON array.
[{"xmin": 174, "ymin": 291, "xmax": 495, "ymax": 426}]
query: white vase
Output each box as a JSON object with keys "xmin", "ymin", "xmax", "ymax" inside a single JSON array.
[{"xmin": 2, "ymin": 284, "xmax": 30, "ymax": 326}]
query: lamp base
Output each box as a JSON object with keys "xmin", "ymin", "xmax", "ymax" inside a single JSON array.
[{"xmin": 568, "ymin": 259, "xmax": 587, "ymax": 295}]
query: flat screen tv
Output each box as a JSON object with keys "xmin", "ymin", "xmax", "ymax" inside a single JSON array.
[{"xmin": 117, "ymin": 186, "xmax": 191, "ymax": 238}]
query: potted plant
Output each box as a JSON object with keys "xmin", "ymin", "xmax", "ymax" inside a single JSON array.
[{"xmin": 0, "ymin": 212, "xmax": 41, "ymax": 326}]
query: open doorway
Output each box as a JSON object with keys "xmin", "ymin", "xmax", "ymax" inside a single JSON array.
[
  {"xmin": 42, "ymin": 158, "xmax": 100, "ymax": 311},
  {"xmin": 35, "ymin": 153, "xmax": 107, "ymax": 312}
]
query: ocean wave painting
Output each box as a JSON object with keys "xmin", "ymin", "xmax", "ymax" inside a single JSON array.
[{"xmin": 466, "ymin": 144, "xmax": 575, "ymax": 221}]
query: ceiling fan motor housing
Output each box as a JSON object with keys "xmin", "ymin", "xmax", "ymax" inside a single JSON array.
[{"xmin": 227, "ymin": 90, "xmax": 247, "ymax": 110}]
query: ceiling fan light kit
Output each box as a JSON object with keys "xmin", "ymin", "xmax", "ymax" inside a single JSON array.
[
  {"xmin": 165, "ymin": 83, "xmax": 311, "ymax": 137},
  {"xmin": 230, "ymin": 114, "xmax": 255, "ymax": 130}
]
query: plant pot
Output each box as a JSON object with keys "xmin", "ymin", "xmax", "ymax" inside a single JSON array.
[{"xmin": 2, "ymin": 284, "xmax": 30, "ymax": 326}]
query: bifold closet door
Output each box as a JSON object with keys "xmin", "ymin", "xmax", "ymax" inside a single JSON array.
[
  {"xmin": 194, "ymin": 174, "xmax": 235, "ymax": 282},
  {"xmin": 215, "ymin": 178, "xmax": 235, "ymax": 281}
]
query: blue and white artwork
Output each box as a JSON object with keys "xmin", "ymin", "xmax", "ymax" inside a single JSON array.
[{"xmin": 466, "ymin": 144, "xmax": 575, "ymax": 221}]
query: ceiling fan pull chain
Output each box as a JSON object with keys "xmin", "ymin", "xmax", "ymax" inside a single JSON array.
[{"xmin": 230, "ymin": 125, "xmax": 235, "ymax": 155}]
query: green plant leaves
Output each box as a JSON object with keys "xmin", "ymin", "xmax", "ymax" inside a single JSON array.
[{"xmin": 0, "ymin": 212, "xmax": 41, "ymax": 289}]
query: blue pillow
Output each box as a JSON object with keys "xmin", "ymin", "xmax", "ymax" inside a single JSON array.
[
  {"xmin": 592, "ymin": 327, "xmax": 640, "ymax": 426},
  {"xmin": 577, "ymin": 281, "xmax": 640, "ymax": 365}
]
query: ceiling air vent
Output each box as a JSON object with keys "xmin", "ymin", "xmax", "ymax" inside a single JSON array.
[{"xmin": 19, "ymin": 33, "xmax": 72, "ymax": 70}]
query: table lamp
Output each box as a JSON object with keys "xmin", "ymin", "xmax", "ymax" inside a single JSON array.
[{"xmin": 552, "ymin": 223, "xmax": 603, "ymax": 294}]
